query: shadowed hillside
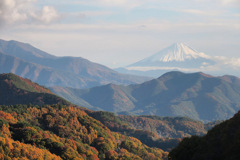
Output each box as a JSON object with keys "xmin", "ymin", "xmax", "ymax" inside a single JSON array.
[{"xmin": 169, "ymin": 111, "xmax": 240, "ymax": 160}]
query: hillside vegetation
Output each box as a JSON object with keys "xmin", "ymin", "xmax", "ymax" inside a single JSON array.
[
  {"xmin": 0, "ymin": 104, "xmax": 168, "ymax": 160},
  {"xmin": 85, "ymin": 110, "xmax": 219, "ymax": 151},
  {"xmin": 169, "ymin": 111, "xmax": 240, "ymax": 160},
  {"xmin": 0, "ymin": 73, "xmax": 70, "ymax": 106}
]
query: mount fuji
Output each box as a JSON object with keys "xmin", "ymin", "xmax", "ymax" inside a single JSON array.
[{"xmin": 116, "ymin": 43, "xmax": 216, "ymax": 77}]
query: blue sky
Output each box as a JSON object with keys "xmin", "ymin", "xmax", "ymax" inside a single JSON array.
[{"xmin": 0, "ymin": 0, "xmax": 239, "ymax": 68}]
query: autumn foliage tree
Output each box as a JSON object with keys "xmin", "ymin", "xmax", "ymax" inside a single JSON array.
[{"xmin": 0, "ymin": 104, "xmax": 168, "ymax": 160}]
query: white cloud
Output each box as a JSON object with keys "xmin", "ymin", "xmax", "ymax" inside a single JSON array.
[
  {"xmin": 125, "ymin": 55, "xmax": 240, "ymax": 74},
  {"xmin": 126, "ymin": 66, "xmax": 203, "ymax": 72},
  {"xmin": 215, "ymin": 56, "xmax": 240, "ymax": 68},
  {"xmin": 0, "ymin": 0, "xmax": 28, "ymax": 25},
  {"xmin": 220, "ymin": 0, "xmax": 240, "ymax": 5},
  {"xmin": 30, "ymin": 6, "xmax": 60, "ymax": 24},
  {"xmin": 0, "ymin": 0, "xmax": 60, "ymax": 26},
  {"xmin": 73, "ymin": 0, "xmax": 144, "ymax": 8},
  {"xmin": 181, "ymin": 9, "xmax": 221, "ymax": 16},
  {"xmin": 80, "ymin": 11, "xmax": 114, "ymax": 17},
  {"xmin": 70, "ymin": 0, "xmax": 240, "ymax": 10}
]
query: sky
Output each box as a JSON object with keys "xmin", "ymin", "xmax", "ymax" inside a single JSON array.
[{"xmin": 0, "ymin": 0, "xmax": 239, "ymax": 68}]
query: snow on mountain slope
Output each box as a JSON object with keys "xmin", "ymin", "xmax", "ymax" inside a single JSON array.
[
  {"xmin": 124, "ymin": 43, "xmax": 215, "ymax": 74},
  {"xmin": 144, "ymin": 43, "xmax": 210, "ymax": 62},
  {"xmin": 129, "ymin": 43, "xmax": 213, "ymax": 67},
  {"xmin": 113, "ymin": 43, "xmax": 224, "ymax": 77}
]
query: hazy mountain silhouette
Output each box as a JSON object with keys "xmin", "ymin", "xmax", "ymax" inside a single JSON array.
[
  {"xmin": 0, "ymin": 39, "xmax": 151, "ymax": 88},
  {"xmin": 51, "ymin": 71, "xmax": 240, "ymax": 121}
]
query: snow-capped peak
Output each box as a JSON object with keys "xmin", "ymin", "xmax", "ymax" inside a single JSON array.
[
  {"xmin": 144, "ymin": 43, "xmax": 210, "ymax": 62},
  {"xmin": 126, "ymin": 42, "xmax": 214, "ymax": 71}
]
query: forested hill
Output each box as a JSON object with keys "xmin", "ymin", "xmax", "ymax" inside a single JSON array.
[
  {"xmin": 0, "ymin": 73, "xmax": 169, "ymax": 159},
  {"xmin": 169, "ymin": 111, "xmax": 240, "ymax": 160},
  {"xmin": 85, "ymin": 110, "xmax": 220, "ymax": 151},
  {"xmin": 0, "ymin": 73, "xmax": 70, "ymax": 105},
  {"xmin": 0, "ymin": 104, "xmax": 168, "ymax": 159}
]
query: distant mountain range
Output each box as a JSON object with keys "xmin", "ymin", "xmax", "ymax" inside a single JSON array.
[
  {"xmin": 116, "ymin": 43, "xmax": 239, "ymax": 77},
  {"xmin": 0, "ymin": 39, "xmax": 150, "ymax": 88},
  {"xmin": 0, "ymin": 73, "xmax": 70, "ymax": 105},
  {"xmin": 51, "ymin": 71, "xmax": 240, "ymax": 122}
]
